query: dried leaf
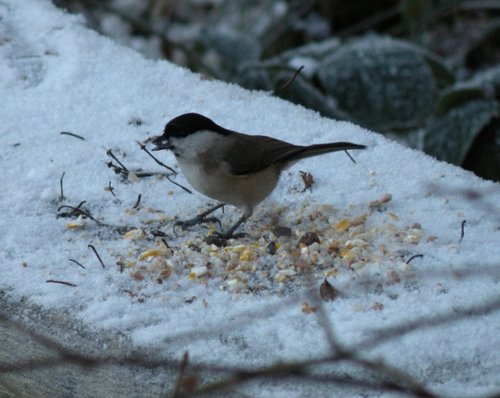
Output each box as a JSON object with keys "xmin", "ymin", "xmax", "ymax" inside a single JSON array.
[{"xmin": 320, "ymin": 278, "xmax": 339, "ymax": 302}]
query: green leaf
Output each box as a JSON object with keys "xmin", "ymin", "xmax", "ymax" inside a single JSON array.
[
  {"xmin": 463, "ymin": 121, "xmax": 500, "ymax": 182},
  {"xmin": 436, "ymin": 87, "xmax": 488, "ymax": 116},
  {"xmin": 424, "ymin": 98, "xmax": 498, "ymax": 165},
  {"xmin": 316, "ymin": 36, "xmax": 437, "ymax": 131}
]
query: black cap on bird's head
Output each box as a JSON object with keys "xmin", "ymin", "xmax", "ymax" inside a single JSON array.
[{"xmin": 152, "ymin": 112, "xmax": 227, "ymax": 151}]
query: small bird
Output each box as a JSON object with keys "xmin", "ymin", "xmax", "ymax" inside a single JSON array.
[{"xmin": 152, "ymin": 113, "xmax": 366, "ymax": 238}]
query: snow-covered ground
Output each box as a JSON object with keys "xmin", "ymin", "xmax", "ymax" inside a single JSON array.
[{"xmin": 1, "ymin": 1, "xmax": 499, "ymax": 397}]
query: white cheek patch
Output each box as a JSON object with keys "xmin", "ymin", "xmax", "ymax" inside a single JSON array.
[{"xmin": 173, "ymin": 130, "xmax": 225, "ymax": 159}]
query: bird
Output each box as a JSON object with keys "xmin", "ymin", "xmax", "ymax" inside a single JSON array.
[{"xmin": 152, "ymin": 113, "xmax": 366, "ymax": 239}]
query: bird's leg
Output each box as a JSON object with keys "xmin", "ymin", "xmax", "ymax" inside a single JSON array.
[
  {"xmin": 211, "ymin": 214, "xmax": 249, "ymax": 239},
  {"xmin": 174, "ymin": 203, "xmax": 224, "ymax": 232}
]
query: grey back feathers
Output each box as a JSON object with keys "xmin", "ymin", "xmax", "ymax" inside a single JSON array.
[
  {"xmin": 162, "ymin": 113, "xmax": 366, "ymax": 175},
  {"xmin": 224, "ymin": 134, "xmax": 365, "ymax": 175}
]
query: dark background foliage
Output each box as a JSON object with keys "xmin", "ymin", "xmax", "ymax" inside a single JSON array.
[{"xmin": 54, "ymin": 0, "xmax": 500, "ymax": 182}]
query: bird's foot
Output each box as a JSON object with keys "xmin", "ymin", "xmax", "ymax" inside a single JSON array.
[
  {"xmin": 173, "ymin": 215, "xmax": 222, "ymax": 232},
  {"xmin": 204, "ymin": 230, "xmax": 249, "ymax": 246},
  {"xmin": 212, "ymin": 230, "xmax": 248, "ymax": 239}
]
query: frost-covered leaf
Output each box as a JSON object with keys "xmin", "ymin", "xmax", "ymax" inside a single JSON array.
[
  {"xmin": 436, "ymin": 87, "xmax": 487, "ymax": 116},
  {"xmin": 317, "ymin": 36, "xmax": 437, "ymax": 131},
  {"xmin": 273, "ymin": 38, "xmax": 341, "ymax": 72},
  {"xmin": 269, "ymin": 38, "xmax": 341, "ymax": 78},
  {"xmin": 470, "ymin": 65, "xmax": 500, "ymax": 100},
  {"xmin": 237, "ymin": 65, "xmax": 346, "ymax": 120},
  {"xmin": 406, "ymin": 44, "xmax": 455, "ymax": 88},
  {"xmin": 201, "ymin": 27, "xmax": 261, "ymax": 70},
  {"xmin": 463, "ymin": 122, "xmax": 500, "ymax": 182},
  {"xmin": 237, "ymin": 66, "xmax": 273, "ymax": 91},
  {"xmin": 272, "ymin": 71, "xmax": 346, "ymax": 120},
  {"xmin": 424, "ymin": 98, "xmax": 498, "ymax": 165}
]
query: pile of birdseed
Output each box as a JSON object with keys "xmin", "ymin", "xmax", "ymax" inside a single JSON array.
[{"xmin": 95, "ymin": 192, "xmax": 433, "ymax": 299}]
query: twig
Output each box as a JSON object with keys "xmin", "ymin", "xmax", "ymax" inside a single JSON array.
[
  {"xmin": 133, "ymin": 194, "xmax": 142, "ymax": 209},
  {"xmin": 356, "ymin": 296, "xmax": 500, "ymax": 353},
  {"xmin": 136, "ymin": 140, "xmax": 176, "ymax": 174},
  {"xmin": 137, "ymin": 141, "xmax": 192, "ymax": 194},
  {"xmin": 106, "ymin": 146, "xmax": 183, "ymax": 192},
  {"xmin": 69, "ymin": 258, "xmax": 86, "ymax": 269},
  {"xmin": 166, "ymin": 177, "xmax": 193, "ymax": 194},
  {"xmin": 107, "ymin": 181, "xmax": 116, "ymax": 197},
  {"xmin": 135, "ymin": 171, "xmax": 157, "ymax": 177},
  {"xmin": 459, "ymin": 220, "xmax": 466, "ymax": 243},
  {"xmin": 406, "ymin": 254, "xmax": 424, "ymax": 264},
  {"xmin": 88, "ymin": 244, "xmax": 106, "ymax": 268},
  {"xmin": 302, "ymin": 267, "xmax": 341, "ymax": 353},
  {"xmin": 348, "ymin": 355, "xmax": 439, "ymax": 398},
  {"xmin": 1, "ymin": 295, "xmax": 500, "ymax": 396},
  {"xmin": 60, "ymin": 131, "xmax": 85, "ymax": 140},
  {"xmin": 57, "ymin": 200, "xmax": 86, "ymax": 215},
  {"xmin": 344, "ymin": 150, "xmax": 357, "ymax": 164},
  {"xmin": 301, "ymin": 263, "xmax": 438, "ymax": 398},
  {"xmin": 59, "ymin": 172, "xmax": 66, "ymax": 201},
  {"xmin": 46, "ymin": 279, "xmax": 77, "ymax": 287},
  {"xmin": 106, "ymin": 149, "xmax": 128, "ymax": 172},
  {"xmin": 195, "ymin": 357, "xmax": 437, "ymax": 398},
  {"xmin": 171, "ymin": 352, "xmax": 190, "ymax": 398},
  {"xmin": 274, "ymin": 65, "xmax": 304, "ymax": 93},
  {"xmin": 57, "ymin": 203, "xmax": 106, "ymax": 226},
  {"xmin": 106, "ymin": 161, "xmax": 128, "ymax": 177}
]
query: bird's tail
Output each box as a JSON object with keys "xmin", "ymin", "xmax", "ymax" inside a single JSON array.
[{"xmin": 281, "ymin": 142, "xmax": 366, "ymax": 164}]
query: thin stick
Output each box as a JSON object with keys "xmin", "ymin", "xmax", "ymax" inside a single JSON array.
[
  {"xmin": 108, "ymin": 181, "xmax": 116, "ymax": 197},
  {"xmin": 166, "ymin": 175, "xmax": 192, "ymax": 194},
  {"xmin": 137, "ymin": 141, "xmax": 192, "ymax": 193},
  {"xmin": 459, "ymin": 220, "xmax": 466, "ymax": 243},
  {"xmin": 275, "ymin": 65, "xmax": 304, "ymax": 93},
  {"xmin": 344, "ymin": 150, "xmax": 357, "ymax": 164},
  {"xmin": 133, "ymin": 194, "xmax": 142, "ymax": 209},
  {"xmin": 106, "ymin": 149, "xmax": 128, "ymax": 172},
  {"xmin": 59, "ymin": 172, "xmax": 66, "ymax": 201},
  {"xmin": 57, "ymin": 204, "xmax": 105, "ymax": 226},
  {"xmin": 161, "ymin": 238, "xmax": 170, "ymax": 248},
  {"xmin": 136, "ymin": 141, "xmax": 176, "ymax": 174},
  {"xmin": 69, "ymin": 258, "xmax": 86, "ymax": 269},
  {"xmin": 171, "ymin": 352, "xmax": 190, "ymax": 397},
  {"xmin": 88, "ymin": 244, "xmax": 106, "ymax": 268},
  {"xmin": 46, "ymin": 279, "xmax": 77, "ymax": 287},
  {"xmin": 60, "ymin": 131, "xmax": 85, "ymax": 140},
  {"xmin": 406, "ymin": 254, "xmax": 423, "ymax": 264}
]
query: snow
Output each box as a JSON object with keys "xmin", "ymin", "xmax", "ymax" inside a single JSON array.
[{"xmin": 1, "ymin": 0, "xmax": 499, "ymax": 396}]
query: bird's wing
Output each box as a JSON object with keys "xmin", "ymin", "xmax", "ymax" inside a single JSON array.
[{"xmin": 222, "ymin": 134, "xmax": 301, "ymax": 176}]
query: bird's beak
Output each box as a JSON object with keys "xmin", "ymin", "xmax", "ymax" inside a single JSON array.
[{"xmin": 151, "ymin": 135, "xmax": 171, "ymax": 151}]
